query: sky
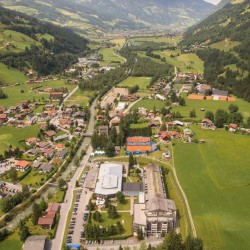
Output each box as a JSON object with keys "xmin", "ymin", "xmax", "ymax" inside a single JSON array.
[{"xmin": 204, "ymin": 0, "xmax": 222, "ymax": 4}]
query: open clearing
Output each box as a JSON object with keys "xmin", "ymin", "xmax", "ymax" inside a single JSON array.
[
  {"xmin": 117, "ymin": 76, "xmax": 151, "ymax": 90},
  {"xmin": 174, "ymin": 126, "xmax": 250, "ymax": 250},
  {"xmin": 0, "ymin": 63, "xmax": 27, "ymax": 84}
]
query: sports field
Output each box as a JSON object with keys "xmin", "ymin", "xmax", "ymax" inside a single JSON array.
[
  {"xmin": 117, "ymin": 77, "xmax": 151, "ymax": 91},
  {"xmin": 174, "ymin": 126, "xmax": 250, "ymax": 250}
]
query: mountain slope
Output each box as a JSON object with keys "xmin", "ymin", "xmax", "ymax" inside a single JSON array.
[
  {"xmin": 182, "ymin": 0, "xmax": 250, "ymax": 101},
  {"xmin": 0, "ymin": 0, "xmax": 214, "ymax": 34},
  {"xmin": 0, "ymin": 6, "xmax": 88, "ymax": 76}
]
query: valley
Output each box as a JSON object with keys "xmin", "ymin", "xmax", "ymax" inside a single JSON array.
[{"xmin": 0, "ymin": 1, "xmax": 249, "ymax": 250}]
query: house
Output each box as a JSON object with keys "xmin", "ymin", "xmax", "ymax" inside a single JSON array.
[
  {"xmin": 183, "ymin": 128, "xmax": 193, "ymax": 136},
  {"xmin": 98, "ymin": 125, "xmax": 109, "ymax": 136},
  {"xmin": 55, "ymin": 143, "xmax": 64, "ymax": 150},
  {"xmin": 173, "ymin": 120, "xmax": 184, "ymax": 126},
  {"xmin": 54, "ymin": 134, "xmax": 69, "ymax": 142},
  {"xmin": 44, "ymin": 130, "xmax": 56, "ymax": 139},
  {"xmin": 110, "ymin": 116, "xmax": 120, "ymax": 126},
  {"xmin": 160, "ymin": 131, "xmax": 171, "ymax": 141},
  {"xmin": 201, "ymin": 119, "xmax": 216, "ymax": 130},
  {"xmin": 25, "ymin": 148, "xmax": 38, "ymax": 156},
  {"xmin": 196, "ymin": 84, "xmax": 212, "ymax": 94},
  {"xmin": 212, "ymin": 89, "xmax": 228, "ymax": 100},
  {"xmin": 27, "ymin": 113, "xmax": 37, "ymax": 124},
  {"xmin": 50, "ymin": 92, "xmax": 64, "ymax": 100},
  {"xmin": 37, "ymin": 141, "xmax": 51, "ymax": 149},
  {"xmin": 46, "ymin": 202, "xmax": 60, "ymax": 213},
  {"xmin": 23, "ymin": 235, "xmax": 47, "ymax": 250},
  {"xmin": 0, "ymin": 114, "xmax": 8, "ymax": 125},
  {"xmin": 15, "ymin": 160, "xmax": 30, "ymax": 172},
  {"xmin": 39, "ymin": 163, "xmax": 53, "ymax": 173},
  {"xmin": 73, "ymin": 111, "xmax": 85, "ymax": 120},
  {"xmin": 59, "ymin": 119, "xmax": 72, "ymax": 129},
  {"xmin": 32, "ymin": 161, "xmax": 42, "ymax": 169},
  {"xmin": 41, "ymin": 148, "xmax": 54, "ymax": 159},
  {"xmin": 38, "ymin": 212, "xmax": 56, "ymax": 229},
  {"xmin": 97, "ymin": 114, "xmax": 105, "ymax": 120},
  {"xmin": 155, "ymin": 94, "xmax": 166, "ymax": 101},
  {"xmin": 171, "ymin": 131, "xmax": 180, "ymax": 139},
  {"xmin": 148, "ymin": 119, "xmax": 161, "ymax": 128},
  {"xmin": 61, "ymin": 110, "xmax": 72, "ymax": 119},
  {"xmin": 26, "ymin": 137, "xmax": 40, "ymax": 145},
  {"xmin": 54, "ymin": 149, "xmax": 68, "ymax": 159},
  {"xmin": 229, "ymin": 123, "xmax": 238, "ymax": 132}
]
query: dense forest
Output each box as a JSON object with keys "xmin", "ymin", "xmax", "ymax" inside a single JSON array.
[
  {"xmin": 0, "ymin": 7, "xmax": 88, "ymax": 76},
  {"xmin": 182, "ymin": 1, "xmax": 250, "ymax": 101}
]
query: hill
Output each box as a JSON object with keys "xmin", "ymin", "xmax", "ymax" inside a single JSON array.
[
  {"xmin": 0, "ymin": 0, "xmax": 214, "ymax": 34},
  {"xmin": 182, "ymin": 0, "xmax": 250, "ymax": 101},
  {"xmin": 0, "ymin": 6, "xmax": 88, "ymax": 77}
]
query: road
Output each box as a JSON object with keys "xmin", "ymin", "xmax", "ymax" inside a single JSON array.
[{"xmin": 50, "ymin": 98, "xmax": 97, "ymax": 250}]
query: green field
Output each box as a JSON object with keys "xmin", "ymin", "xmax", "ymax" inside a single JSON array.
[
  {"xmin": 65, "ymin": 89, "xmax": 95, "ymax": 107},
  {"xmin": 0, "ymin": 63, "xmax": 27, "ymax": 84},
  {"xmin": 130, "ymin": 35, "xmax": 182, "ymax": 46},
  {"xmin": 210, "ymin": 39, "xmax": 241, "ymax": 52},
  {"xmin": 100, "ymin": 47, "xmax": 125, "ymax": 66},
  {"xmin": 173, "ymin": 94, "xmax": 250, "ymax": 121},
  {"xmin": 0, "ymin": 79, "xmax": 73, "ymax": 108},
  {"xmin": 174, "ymin": 126, "xmax": 250, "ymax": 250},
  {"xmin": 117, "ymin": 77, "xmax": 151, "ymax": 90},
  {"xmin": 0, "ymin": 230, "xmax": 22, "ymax": 250},
  {"xmin": 0, "ymin": 125, "xmax": 40, "ymax": 155},
  {"xmin": 155, "ymin": 50, "xmax": 204, "ymax": 73},
  {"xmin": 132, "ymin": 99, "xmax": 165, "ymax": 111}
]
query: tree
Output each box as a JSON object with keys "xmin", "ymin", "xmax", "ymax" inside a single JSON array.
[
  {"xmin": 116, "ymin": 221, "xmax": 124, "ymax": 234},
  {"xmin": 204, "ymin": 111, "xmax": 214, "ymax": 122},
  {"xmin": 184, "ymin": 235, "xmax": 203, "ymax": 250},
  {"xmin": 58, "ymin": 178, "xmax": 66, "ymax": 189},
  {"xmin": 8, "ymin": 167, "xmax": 18, "ymax": 183},
  {"xmin": 32, "ymin": 203, "xmax": 42, "ymax": 225},
  {"xmin": 39, "ymin": 197, "xmax": 47, "ymax": 211},
  {"xmin": 18, "ymin": 219, "xmax": 30, "ymax": 242},
  {"xmin": 161, "ymin": 123, "xmax": 167, "ymax": 131},
  {"xmin": 139, "ymin": 241, "xmax": 147, "ymax": 250},
  {"xmin": 162, "ymin": 231, "xmax": 184, "ymax": 250},
  {"xmin": 104, "ymin": 197, "xmax": 110, "ymax": 208},
  {"xmin": 137, "ymin": 227, "xmax": 144, "ymax": 240},
  {"xmin": 92, "ymin": 211, "xmax": 102, "ymax": 222},
  {"xmin": 229, "ymin": 112, "xmax": 243, "ymax": 124},
  {"xmin": 129, "ymin": 154, "xmax": 134, "ymax": 168},
  {"xmin": 116, "ymin": 191, "xmax": 125, "ymax": 204},
  {"xmin": 228, "ymin": 104, "xmax": 239, "ymax": 113},
  {"xmin": 119, "ymin": 245, "xmax": 124, "ymax": 250},
  {"xmin": 88, "ymin": 200, "xmax": 95, "ymax": 211},
  {"xmin": 189, "ymin": 109, "xmax": 196, "ymax": 118},
  {"xmin": 107, "ymin": 205, "xmax": 118, "ymax": 219},
  {"xmin": 246, "ymin": 117, "xmax": 250, "ymax": 128},
  {"xmin": 214, "ymin": 109, "xmax": 228, "ymax": 128},
  {"xmin": 105, "ymin": 141, "xmax": 115, "ymax": 157}
]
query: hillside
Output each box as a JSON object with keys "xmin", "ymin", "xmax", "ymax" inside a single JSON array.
[
  {"xmin": 0, "ymin": 6, "xmax": 88, "ymax": 77},
  {"xmin": 0, "ymin": 0, "xmax": 214, "ymax": 34},
  {"xmin": 182, "ymin": 0, "xmax": 250, "ymax": 101}
]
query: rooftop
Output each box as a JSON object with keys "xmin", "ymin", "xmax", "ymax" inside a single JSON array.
[{"xmin": 23, "ymin": 235, "xmax": 47, "ymax": 250}]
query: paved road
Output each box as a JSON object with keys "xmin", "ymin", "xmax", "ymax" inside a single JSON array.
[{"xmin": 50, "ymin": 99, "xmax": 97, "ymax": 250}]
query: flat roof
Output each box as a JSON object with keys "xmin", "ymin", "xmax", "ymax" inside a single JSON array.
[
  {"xmin": 123, "ymin": 182, "xmax": 143, "ymax": 192},
  {"xmin": 95, "ymin": 163, "xmax": 123, "ymax": 196},
  {"xmin": 134, "ymin": 203, "xmax": 147, "ymax": 226},
  {"xmin": 23, "ymin": 235, "xmax": 47, "ymax": 250}
]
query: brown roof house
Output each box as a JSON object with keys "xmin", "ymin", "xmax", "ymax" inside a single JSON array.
[{"xmin": 201, "ymin": 119, "xmax": 216, "ymax": 130}]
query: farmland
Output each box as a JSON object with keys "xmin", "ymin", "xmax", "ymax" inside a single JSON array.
[
  {"xmin": 174, "ymin": 126, "xmax": 250, "ymax": 250},
  {"xmin": 0, "ymin": 63, "xmax": 27, "ymax": 84}
]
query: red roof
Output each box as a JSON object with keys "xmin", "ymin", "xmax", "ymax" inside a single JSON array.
[
  {"xmin": 161, "ymin": 131, "xmax": 171, "ymax": 140},
  {"xmin": 0, "ymin": 114, "xmax": 7, "ymax": 119},
  {"xmin": 229, "ymin": 123, "xmax": 238, "ymax": 129},
  {"xmin": 38, "ymin": 216, "xmax": 54, "ymax": 226},
  {"xmin": 15, "ymin": 160, "xmax": 30, "ymax": 168}
]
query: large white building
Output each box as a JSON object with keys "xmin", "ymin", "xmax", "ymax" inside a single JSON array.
[
  {"xmin": 133, "ymin": 163, "xmax": 177, "ymax": 235},
  {"xmin": 95, "ymin": 163, "xmax": 123, "ymax": 197}
]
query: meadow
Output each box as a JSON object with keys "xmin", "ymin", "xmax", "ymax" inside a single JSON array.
[
  {"xmin": 117, "ymin": 76, "xmax": 151, "ymax": 90},
  {"xmin": 65, "ymin": 89, "xmax": 96, "ymax": 107},
  {"xmin": 0, "ymin": 63, "xmax": 27, "ymax": 84},
  {"xmin": 174, "ymin": 126, "xmax": 250, "ymax": 250},
  {"xmin": 131, "ymin": 99, "xmax": 165, "ymax": 111},
  {"xmin": 173, "ymin": 93, "xmax": 250, "ymax": 121},
  {"xmin": 0, "ymin": 125, "xmax": 40, "ymax": 155},
  {"xmin": 0, "ymin": 230, "xmax": 22, "ymax": 250},
  {"xmin": 130, "ymin": 35, "xmax": 182, "ymax": 46},
  {"xmin": 100, "ymin": 47, "xmax": 125, "ymax": 66}
]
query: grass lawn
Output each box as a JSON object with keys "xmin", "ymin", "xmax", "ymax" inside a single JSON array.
[
  {"xmin": 65, "ymin": 89, "xmax": 95, "ymax": 107},
  {"xmin": 0, "ymin": 63, "xmax": 27, "ymax": 84},
  {"xmin": 174, "ymin": 126, "xmax": 250, "ymax": 250},
  {"xmin": 102, "ymin": 199, "xmax": 130, "ymax": 211},
  {"xmin": 0, "ymin": 125, "xmax": 40, "ymax": 155},
  {"xmin": 48, "ymin": 189, "xmax": 65, "ymax": 203},
  {"xmin": 173, "ymin": 94, "xmax": 250, "ymax": 121},
  {"xmin": 130, "ymin": 123, "xmax": 148, "ymax": 129},
  {"xmin": 117, "ymin": 76, "xmax": 151, "ymax": 91},
  {"xmin": 131, "ymin": 99, "xmax": 165, "ymax": 111},
  {"xmin": 0, "ymin": 230, "xmax": 22, "ymax": 250},
  {"xmin": 95, "ymin": 212, "xmax": 132, "ymax": 238},
  {"xmin": 19, "ymin": 169, "xmax": 49, "ymax": 188}
]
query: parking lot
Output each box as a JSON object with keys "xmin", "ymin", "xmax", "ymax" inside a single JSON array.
[
  {"xmin": 66, "ymin": 166, "xmax": 97, "ymax": 245},
  {"xmin": 0, "ymin": 182, "xmax": 23, "ymax": 198},
  {"xmin": 0, "ymin": 159, "xmax": 14, "ymax": 175}
]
